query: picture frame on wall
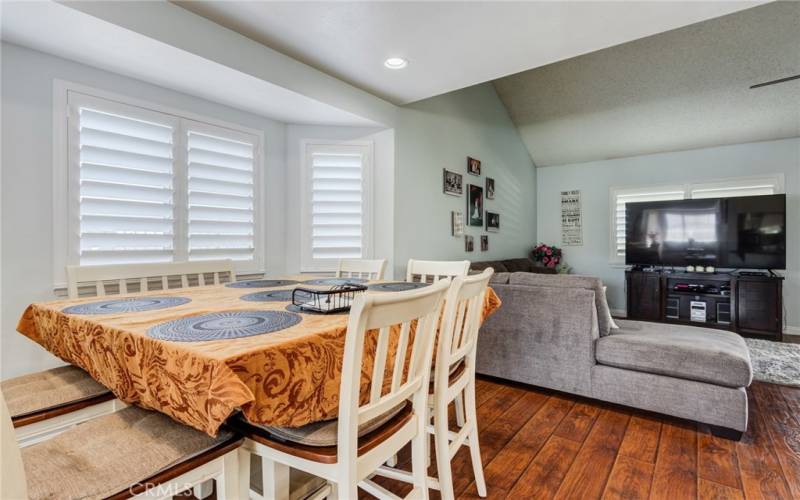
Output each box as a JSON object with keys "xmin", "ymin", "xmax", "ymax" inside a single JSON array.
[
  {"xmin": 451, "ymin": 211, "xmax": 465, "ymax": 236},
  {"xmin": 481, "ymin": 235, "xmax": 488, "ymax": 251},
  {"xmin": 486, "ymin": 211, "xmax": 500, "ymax": 232},
  {"xmin": 443, "ymin": 169, "xmax": 463, "ymax": 196},
  {"xmin": 467, "ymin": 184, "xmax": 484, "ymax": 226},
  {"xmin": 486, "ymin": 177, "xmax": 495, "ymax": 199},
  {"xmin": 467, "ymin": 156, "xmax": 481, "ymax": 176},
  {"xmin": 465, "ymin": 235, "xmax": 474, "ymax": 252}
]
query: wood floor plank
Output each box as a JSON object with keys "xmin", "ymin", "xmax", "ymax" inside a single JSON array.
[
  {"xmin": 553, "ymin": 401, "xmax": 602, "ymax": 443},
  {"xmin": 506, "ymin": 435, "xmax": 581, "ymax": 500},
  {"xmin": 736, "ymin": 387, "xmax": 793, "ymax": 500},
  {"xmin": 602, "ymin": 455, "xmax": 655, "ymax": 500},
  {"xmin": 749, "ymin": 383, "xmax": 800, "ymax": 498},
  {"xmin": 698, "ymin": 478, "xmax": 745, "ymax": 500},
  {"xmin": 619, "ymin": 415, "xmax": 662, "ymax": 464},
  {"xmin": 649, "ymin": 421, "xmax": 698, "ymax": 500},
  {"xmin": 553, "ymin": 409, "xmax": 631, "ymax": 500},
  {"xmin": 478, "ymin": 394, "xmax": 574, "ymax": 494},
  {"xmin": 697, "ymin": 425, "xmax": 742, "ymax": 491}
]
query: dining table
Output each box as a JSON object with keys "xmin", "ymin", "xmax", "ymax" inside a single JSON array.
[{"xmin": 17, "ymin": 275, "xmax": 502, "ymax": 439}]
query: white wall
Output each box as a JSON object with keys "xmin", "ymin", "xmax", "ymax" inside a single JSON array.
[
  {"xmin": 0, "ymin": 42, "xmax": 289, "ymax": 378},
  {"xmin": 536, "ymin": 138, "xmax": 800, "ymax": 329},
  {"xmin": 394, "ymin": 83, "xmax": 537, "ymax": 278},
  {"xmin": 284, "ymin": 125, "xmax": 396, "ymax": 277}
]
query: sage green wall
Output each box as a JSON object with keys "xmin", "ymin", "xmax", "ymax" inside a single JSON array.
[{"xmin": 394, "ymin": 83, "xmax": 537, "ymax": 278}]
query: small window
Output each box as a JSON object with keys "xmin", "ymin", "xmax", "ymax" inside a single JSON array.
[
  {"xmin": 65, "ymin": 90, "xmax": 262, "ymax": 271},
  {"xmin": 301, "ymin": 142, "xmax": 372, "ymax": 272}
]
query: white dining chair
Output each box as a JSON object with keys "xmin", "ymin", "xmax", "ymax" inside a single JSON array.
[
  {"xmin": 233, "ymin": 279, "xmax": 451, "ymax": 500},
  {"xmin": 336, "ymin": 258, "xmax": 387, "ymax": 280},
  {"xmin": 0, "ymin": 388, "xmax": 242, "ymax": 500},
  {"xmin": 66, "ymin": 259, "xmax": 236, "ymax": 299},
  {"xmin": 406, "ymin": 259, "xmax": 470, "ymax": 284},
  {"xmin": 378, "ymin": 268, "xmax": 494, "ymax": 499}
]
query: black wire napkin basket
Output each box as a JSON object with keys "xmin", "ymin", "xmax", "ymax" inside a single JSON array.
[{"xmin": 291, "ymin": 283, "xmax": 368, "ymax": 314}]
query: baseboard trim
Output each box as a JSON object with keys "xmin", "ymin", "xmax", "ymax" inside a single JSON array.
[
  {"xmin": 611, "ymin": 309, "xmax": 627, "ymax": 318},
  {"xmin": 785, "ymin": 325, "xmax": 800, "ymax": 337}
]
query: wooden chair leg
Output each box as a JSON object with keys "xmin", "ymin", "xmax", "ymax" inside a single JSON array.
[
  {"xmin": 434, "ymin": 404, "xmax": 455, "ymax": 500},
  {"xmin": 411, "ymin": 427, "xmax": 430, "ymax": 500},
  {"xmin": 237, "ymin": 448, "xmax": 252, "ymax": 499},
  {"xmin": 465, "ymin": 380, "xmax": 486, "ymax": 497},
  {"xmin": 260, "ymin": 456, "xmax": 290, "ymax": 500},
  {"xmin": 215, "ymin": 450, "xmax": 240, "ymax": 500}
]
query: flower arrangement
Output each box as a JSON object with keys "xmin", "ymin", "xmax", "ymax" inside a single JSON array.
[{"xmin": 532, "ymin": 243, "xmax": 562, "ymax": 269}]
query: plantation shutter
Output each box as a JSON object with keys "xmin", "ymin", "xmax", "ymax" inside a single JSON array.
[
  {"xmin": 304, "ymin": 144, "xmax": 371, "ymax": 269},
  {"xmin": 75, "ymin": 105, "xmax": 177, "ymax": 266},
  {"xmin": 689, "ymin": 179, "xmax": 778, "ymax": 199},
  {"xmin": 613, "ymin": 188, "xmax": 685, "ymax": 258},
  {"xmin": 186, "ymin": 124, "xmax": 256, "ymax": 262}
]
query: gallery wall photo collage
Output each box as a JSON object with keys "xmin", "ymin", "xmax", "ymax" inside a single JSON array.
[{"xmin": 443, "ymin": 156, "xmax": 498, "ymax": 253}]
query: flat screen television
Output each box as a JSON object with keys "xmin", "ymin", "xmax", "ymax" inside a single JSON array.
[{"xmin": 625, "ymin": 194, "xmax": 786, "ymax": 269}]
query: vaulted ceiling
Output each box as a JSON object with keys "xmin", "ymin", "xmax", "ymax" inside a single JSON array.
[{"xmin": 493, "ymin": 1, "xmax": 800, "ymax": 166}]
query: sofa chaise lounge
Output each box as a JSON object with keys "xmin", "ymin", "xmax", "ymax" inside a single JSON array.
[{"xmin": 476, "ymin": 271, "xmax": 753, "ymax": 439}]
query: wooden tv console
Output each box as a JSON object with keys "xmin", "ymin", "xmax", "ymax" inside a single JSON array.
[{"xmin": 625, "ymin": 270, "xmax": 784, "ymax": 341}]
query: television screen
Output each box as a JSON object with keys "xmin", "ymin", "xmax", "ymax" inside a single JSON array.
[{"xmin": 625, "ymin": 194, "xmax": 786, "ymax": 269}]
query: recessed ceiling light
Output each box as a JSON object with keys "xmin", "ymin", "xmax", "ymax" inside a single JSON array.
[{"xmin": 384, "ymin": 57, "xmax": 408, "ymax": 69}]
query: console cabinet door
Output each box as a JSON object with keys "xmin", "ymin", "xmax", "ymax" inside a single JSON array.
[
  {"xmin": 627, "ymin": 272, "xmax": 661, "ymax": 321},
  {"xmin": 736, "ymin": 280, "xmax": 780, "ymax": 335}
]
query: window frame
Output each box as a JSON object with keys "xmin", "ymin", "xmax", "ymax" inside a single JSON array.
[
  {"xmin": 299, "ymin": 139, "xmax": 374, "ymax": 273},
  {"xmin": 53, "ymin": 80, "xmax": 265, "ymax": 287},
  {"xmin": 609, "ymin": 174, "xmax": 785, "ymax": 265}
]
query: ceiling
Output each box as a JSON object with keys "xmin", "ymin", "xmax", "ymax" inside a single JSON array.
[
  {"xmin": 494, "ymin": 1, "xmax": 800, "ymax": 167},
  {"xmin": 175, "ymin": 1, "xmax": 761, "ymax": 105},
  {"xmin": 0, "ymin": 1, "xmax": 383, "ymax": 126}
]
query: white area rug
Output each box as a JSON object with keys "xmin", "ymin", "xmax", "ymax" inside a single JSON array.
[{"xmin": 745, "ymin": 338, "xmax": 800, "ymax": 387}]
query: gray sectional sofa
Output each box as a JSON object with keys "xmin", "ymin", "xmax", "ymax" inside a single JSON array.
[{"xmin": 477, "ymin": 271, "xmax": 753, "ymax": 438}]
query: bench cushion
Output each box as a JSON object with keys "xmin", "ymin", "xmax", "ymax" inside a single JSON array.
[
  {"xmin": 596, "ymin": 320, "xmax": 752, "ymax": 388},
  {"xmin": 2, "ymin": 365, "xmax": 111, "ymax": 418},
  {"xmin": 21, "ymin": 406, "xmax": 237, "ymax": 499}
]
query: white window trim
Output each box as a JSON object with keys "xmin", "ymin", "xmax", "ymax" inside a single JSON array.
[
  {"xmin": 52, "ymin": 80, "xmax": 265, "ymax": 288},
  {"xmin": 608, "ymin": 174, "xmax": 785, "ymax": 265},
  {"xmin": 299, "ymin": 139, "xmax": 374, "ymax": 273}
]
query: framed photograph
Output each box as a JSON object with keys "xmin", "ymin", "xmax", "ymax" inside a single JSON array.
[
  {"xmin": 480, "ymin": 235, "xmax": 488, "ymax": 251},
  {"xmin": 465, "ymin": 235, "xmax": 474, "ymax": 252},
  {"xmin": 451, "ymin": 211, "xmax": 464, "ymax": 236},
  {"xmin": 443, "ymin": 169, "xmax": 463, "ymax": 196},
  {"xmin": 467, "ymin": 184, "xmax": 484, "ymax": 226},
  {"xmin": 486, "ymin": 211, "xmax": 500, "ymax": 232},
  {"xmin": 486, "ymin": 177, "xmax": 495, "ymax": 199},
  {"xmin": 467, "ymin": 156, "xmax": 481, "ymax": 176}
]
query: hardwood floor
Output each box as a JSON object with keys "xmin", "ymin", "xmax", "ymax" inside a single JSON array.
[{"xmin": 368, "ymin": 376, "xmax": 800, "ymax": 500}]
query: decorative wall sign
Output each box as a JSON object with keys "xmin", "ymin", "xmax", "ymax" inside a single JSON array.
[
  {"xmin": 451, "ymin": 211, "xmax": 465, "ymax": 236},
  {"xmin": 560, "ymin": 189, "xmax": 583, "ymax": 246},
  {"xmin": 467, "ymin": 157, "xmax": 481, "ymax": 176},
  {"xmin": 443, "ymin": 169, "xmax": 463, "ymax": 196},
  {"xmin": 481, "ymin": 235, "xmax": 489, "ymax": 251},
  {"xmin": 465, "ymin": 235, "xmax": 475, "ymax": 252},
  {"xmin": 486, "ymin": 211, "xmax": 500, "ymax": 232},
  {"xmin": 486, "ymin": 178, "xmax": 495, "ymax": 199},
  {"xmin": 467, "ymin": 184, "xmax": 484, "ymax": 226}
]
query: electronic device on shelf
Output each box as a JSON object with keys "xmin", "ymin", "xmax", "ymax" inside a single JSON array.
[
  {"xmin": 738, "ymin": 271, "xmax": 769, "ymax": 277},
  {"xmin": 690, "ymin": 301, "xmax": 707, "ymax": 322}
]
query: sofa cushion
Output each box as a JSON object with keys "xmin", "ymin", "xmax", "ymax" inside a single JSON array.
[
  {"xmin": 596, "ymin": 320, "xmax": 752, "ymax": 388},
  {"xmin": 508, "ymin": 273, "xmax": 614, "ymax": 336},
  {"xmin": 470, "ymin": 260, "xmax": 508, "ymax": 273},
  {"xmin": 490, "ymin": 272, "xmax": 510, "ymax": 284}
]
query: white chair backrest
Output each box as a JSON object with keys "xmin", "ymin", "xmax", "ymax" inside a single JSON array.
[
  {"xmin": 406, "ymin": 259, "xmax": 470, "ymax": 284},
  {"xmin": 336, "ymin": 259, "xmax": 387, "ymax": 280},
  {"xmin": 337, "ymin": 279, "xmax": 450, "ymax": 464},
  {"xmin": 66, "ymin": 260, "xmax": 236, "ymax": 299},
  {"xmin": 433, "ymin": 269, "xmax": 493, "ymax": 392},
  {"xmin": 0, "ymin": 389, "xmax": 28, "ymax": 500}
]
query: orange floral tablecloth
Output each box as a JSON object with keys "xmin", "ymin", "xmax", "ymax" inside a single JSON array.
[{"xmin": 17, "ymin": 277, "xmax": 501, "ymax": 435}]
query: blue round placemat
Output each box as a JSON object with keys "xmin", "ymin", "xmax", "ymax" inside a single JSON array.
[
  {"xmin": 303, "ymin": 277, "xmax": 368, "ymax": 286},
  {"xmin": 367, "ymin": 282, "xmax": 431, "ymax": 292},
  {"xmin": 285, "ymin": 304, "xmax": 348, "ymax": 315},
  {"xmin": 147, "ymin": 310, "xmax": 302, "ymax": 342},
  {"xmin": 63, "ymin": 297, "xmax": 191, "ymax": 315},
  {"xmin": 240, "ymin": 289, "xmax": 313, "ymax": 302},
  {"xmin": 226, "ymin": 279, "xmax": 299, "ymax": 289}
]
